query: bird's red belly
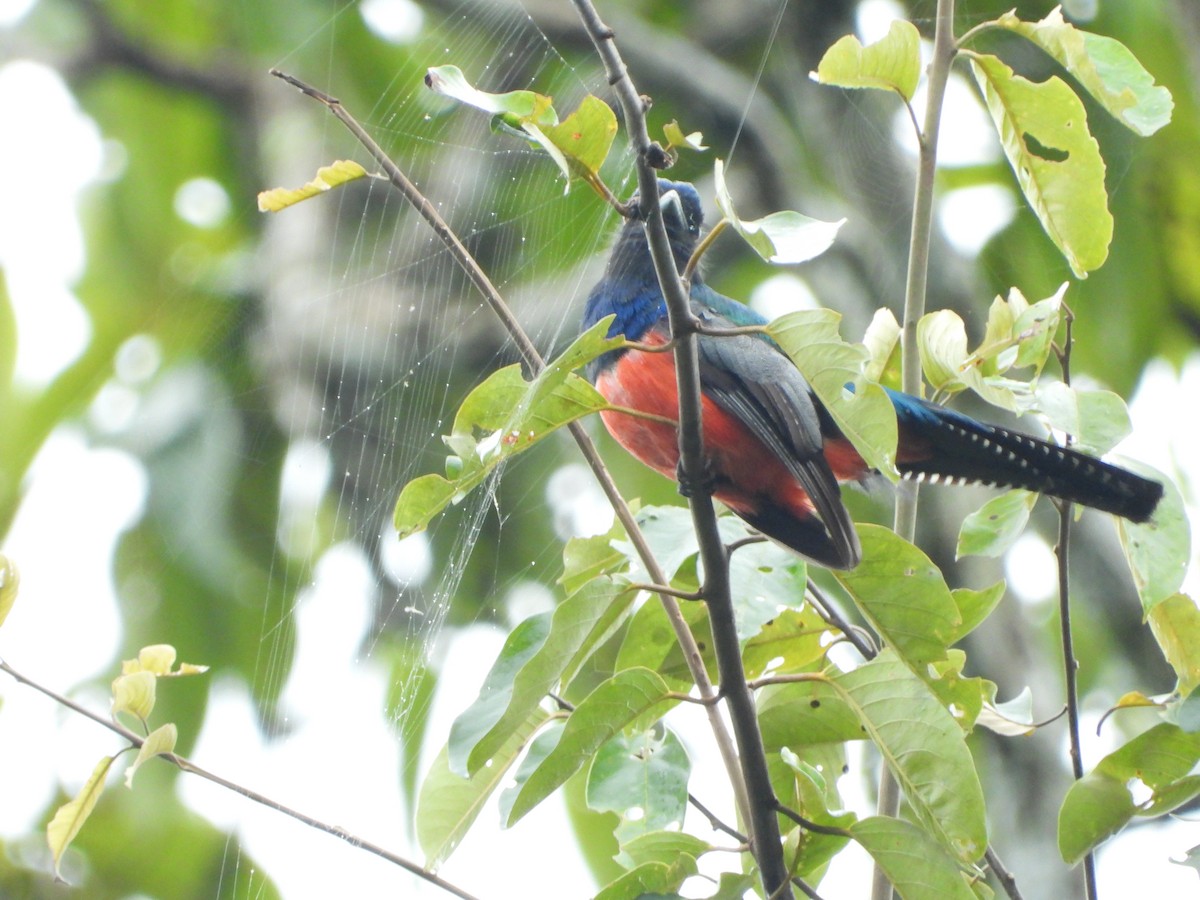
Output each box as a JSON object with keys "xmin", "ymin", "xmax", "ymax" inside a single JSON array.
[{"xmin": 595, "ymin": 341, "xmax": 864, "ymax": 519}]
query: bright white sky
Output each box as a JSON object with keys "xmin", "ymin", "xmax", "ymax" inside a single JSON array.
[{"xmin": 0, "ymin": 0, "xmax": 1197, "ymax": 897}]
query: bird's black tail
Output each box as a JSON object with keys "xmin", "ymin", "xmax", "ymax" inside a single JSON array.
[{"xmin": 893, "ymin": 396, "xmax": 1163, "ymax": 523}]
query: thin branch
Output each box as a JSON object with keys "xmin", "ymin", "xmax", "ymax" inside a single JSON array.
[
  {"xmin": 805, "ymin": 579, "xmax": 878, "ymax": 660},
  {"xmin": 875, "ymin": 3, "xmax": 957, "ymax": 897},
  {"xmin": 569, "ymin": 3, "xmax": 793, "ymax": 896},
  {"xmin": 688, "ymin": 791, "xmax": 748, "ymax": 843},
  {"xmin": 625, "ymin": 582, "xmax": 705, "ymax": 601},
  {"xmin": 1053, "ymin": 308, "xmax": 1098, "ymax": 900},
  {"xmin": 268, "ymin": 64, "xmax": 751, "ymax": 840},
  {"xmin": 0, "ymin": 660, "xmax": 480, "ymax": 900},
  {"xmin": 774, "ymin": 802, "xmax": 852, "ymax": 839},
  {"xmin": 985, "ymin": 846, "xmax": 1027, "ymax": 900}
]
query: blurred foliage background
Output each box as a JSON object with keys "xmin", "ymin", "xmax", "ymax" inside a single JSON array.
[{"xmin": 0, "ymin": 0, "xmax": 1198, "ymax": 897}]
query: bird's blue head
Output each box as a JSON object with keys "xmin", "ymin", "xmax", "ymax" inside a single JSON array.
[{"xmin": 602, "ymin": 178, "xmax": 706, "ymax": 284}]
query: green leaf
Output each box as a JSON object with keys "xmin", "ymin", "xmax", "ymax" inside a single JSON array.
[
  {"xmin": 393, "ymin": 318, "xmax": 623, "ymax": 537},
  {"xmin": 742, "ymin": 607, "xmax": 832, "ymax": 679},
  {"xmin": 125, "ymin": 722, "xmax": 177, "ymax": 788},
  {"xmin": 814, "ymin": 19, "xmax": 923, "ymax": 102},
  {"xmin": 714, "ymin": 159, "xmax": 845, "ymax": 265},
  {"xmin": 504, "ymin": 668, "xmax": 674, "ymax": 826},
  {"xmin": 1148, "ymin": 593, "xmax": 1200, "ymax": 696},
  {"xmin": 834, "ymin": 525, "xmax": 963, "ymax": 671},
  {"xmin": 862, "ymin": 307, "xmax": 901, "ymax": 387},
  {"xmin": 417, "ymin": 708, "xmax": 552, "ymax": 867},
  {"xmin": 759, "ymin": 678, "xmax": 868, "ymax": 750},
  {"xmin": 1035, "ymin": 384, "xmax": 1132, "ymax": 455},
  {"xmin": 917, "ymin": 309, "xmax": 1035, "ymax": 412},
  {"xmin": 48, "ymin": 755, "xmax": 117, "ymax": 880},
  {"xmin": 256, "ymin": 160, "xmax": 369, "ymax": 212},
  {"xmin": 448, "ymin": 611, "xmax": 551, "ymax": 777},
  {"xmin": 615, "ymin": 589, "xmax": 712, "ymax": 692},
  {"xmin": 0, "ymin": 553, "xmax": 18, "ymax": 630},
  {"xmin": 593, "ymin": 857, "xmax": 698, "ymax": 900},
  {"xmin": 424, "ymin": 65, "xmax": 556, "ymax": 125},
  {"xmin": 453, "ymin": 578, "xmax": 632, "ymax": 778},
  {"xmin": 968, "ymin": 53, "xmax": 1112, "ymax": 278},
  {"xmin": 994, "ymin": 8, "xmax": 1173, "ymax": 136},
  {"xmin": 1059, "ymin": 723, "xmax": 1200, "ymax": 863},
  {"xmin": 948, "ymin": 582, "xmax": 1007, "ymax": 644},
  {"xmin": 769, "ymin": 309, "xmax": 898, "ymax": 478},
  {"xmin": 586, "ymin": 728, "xmax": 690, "ymax": 844},
  {"xmin": 851, "ymin": 816, "xmax": 977, "ymax": 900},
  {"xmin": 560, "ymin": 520, "xmax": 628, "ymax": 595},
  {"xmin": 831, "ymin": 652, "xmax": 988, "ymax": 861},
  {"xmin": 617, "ymin": 830, "xmax": 712, "ymax": 870},
  {"xmin": 1118, "ymin": 467, "xmax": 1191, "ymax": 612},
  {"xmin": 957, "ymin": 490, "xmax": 1036, "ymax": 559},
  {"xmin": 777, "ymin": 747, "xmax": 855, "ymax": 873}
]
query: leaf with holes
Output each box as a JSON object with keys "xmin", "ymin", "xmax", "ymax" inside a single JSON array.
[
  {"xmin": 1059, "ymin": 723, "xmax": 1200, "ymax": 864},
  {"xmin": 969, "ymin": 53, "xmax": 1111, "ymax": 278},
  {"xmin": 504, "ymin": 667, "xmax": 675, "ymax": 826},
  {"xmin": 587, "ymin": 728, "xmax": 690, "ymax": 844},
  {"xmin": 957, "ymin": 490, "xmax": 1036, "ymax": 559},
  {"xmin": 994, "ymin": 8, "xmax": 1172, "ymax": 136},
  {"xmin": 832, "ymin": 652, "xmax": 988, "ymax": 861},
  {"xmin": 814, "ymin": 19, "xmax": 923, "ymax": 102}
]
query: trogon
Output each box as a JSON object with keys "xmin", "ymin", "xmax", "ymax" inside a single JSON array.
[{"xmin": 582, "ymin": 179, "xmax": 1162, "ymax": 570}]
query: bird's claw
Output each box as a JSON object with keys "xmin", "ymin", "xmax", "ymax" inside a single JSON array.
[{"xmin": 676, "ymin": 457, "xmax": 716, "ymax": 499}]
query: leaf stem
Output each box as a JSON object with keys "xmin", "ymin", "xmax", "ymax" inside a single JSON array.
[
  {"xmin": 0, "ymin": 660, "xmax": 481, "ymax": 900},
  {"xmin": 568, "ymin": 2, "xmax": 792, "ymax": 895}
]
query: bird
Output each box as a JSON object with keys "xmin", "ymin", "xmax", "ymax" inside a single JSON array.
[{"xmin": 582, "ymin": 179, "xmax": 1163, "ymax": 570}]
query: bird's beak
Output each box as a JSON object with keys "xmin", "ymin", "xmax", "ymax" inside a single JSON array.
[{"xmin": 659, "ymin": 188, "xmax": 684, "ymax": 226}]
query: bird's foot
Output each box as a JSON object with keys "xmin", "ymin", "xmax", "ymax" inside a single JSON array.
[{"xmin": 676, "ymin": 457, "xmax": 717, "ymax": 499}]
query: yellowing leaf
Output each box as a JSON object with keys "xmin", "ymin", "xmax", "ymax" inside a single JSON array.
[
  {"xmin": 0, "ymin": 553, "xmax": 18, "ymax": 630},
  {"xmin": 969, "ymin": 53, "xmax": 1112, "ymax": 278},
  {"xmin": 663, "ymin": 120, "xmax": 707, "ymax": 153},
  {"xmin": 1149, "ymin": 593, "xmax": 1200, "ymax": 696},
  {"xmin": 125, "ymin": 723, "xmax": 178, "ymax": 788},
  {"xmin": 48, "ymin": 755, "xmax": 115, "ymax": 880},
  {"xmin": 121, "ymin": 644, "xmax": 208, "ymax": 677},
  {"xmin": 112, "ymin": 671, "xmax": 156, "ymax": 723},
  {"xmin": 995, "ymin": 8, "xmax": 1173, "ymax": 136},
  {"xmin": 540, "ymin": 95, "xmax": 618, "ymax": 181},
  {"xmin": 257, "ymin": 160, "xmax": 369, "ymax": 213},
  {"xmin": 814, "ymin": 19, "xmax": 923, "ymax": 101},
  {"xmin": 135, "ymin": 644, "xmax": 176, "ymax": 675}
]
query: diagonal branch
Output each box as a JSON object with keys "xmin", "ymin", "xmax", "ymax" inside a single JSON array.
[
  {"xmin": 567, "ymin": 2, "xmax": 792, "ymax": 896},
  {"xmin": 0, "ymin": 660, "xmax": 480, "ymax": 900},
  {"xmin": 267, "ymin": 65, "xmax": 751, "ymax": 824}
]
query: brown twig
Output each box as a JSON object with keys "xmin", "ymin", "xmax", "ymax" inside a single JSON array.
[{"xmin": 0, "ymin": 660, "xmax": 480, "ymax": 900}]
